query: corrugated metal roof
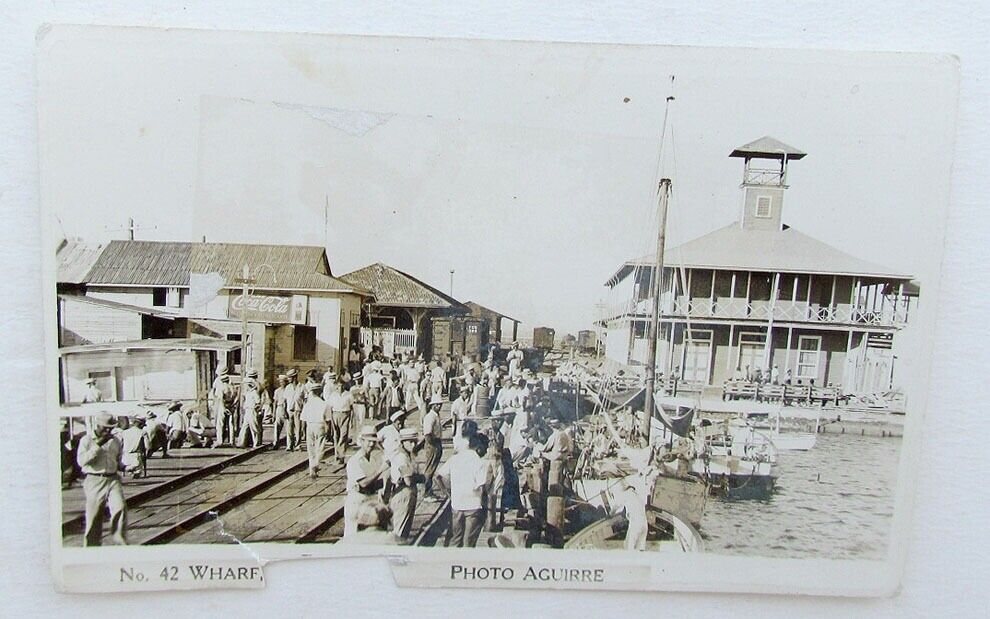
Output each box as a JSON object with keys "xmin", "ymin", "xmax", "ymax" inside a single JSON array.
[
  {"xmin": 730, "ymin": 136, "xmax": 807, "ymax": 159},
  {"xmin": 464, "ymin": 301, "xmax": 520, "ymax": 323},
  {"xmin": 340, "ymin": 263, "xmax": 465, "ymax": 309},
  {"xmin": 58, "ymin": 293, "xmax": 180, "ymax": 318},
  {"xmin": 56, "ymin": 240, "xmax": 105, "ymax": 284},
  {"xmin": 606, "ymin": 223, "xmax": 913, "ymax": 286},
  {"xmin": 84, "ymin": 240, "xmax": 370, "ymax": 294}
]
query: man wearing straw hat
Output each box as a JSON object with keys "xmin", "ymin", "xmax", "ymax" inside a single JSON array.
[
  {"xmin": 212, "ymin": 368, "xmax": 235, "ymax": 448},
  {"xmin": 343, "ymin": 425, "xmax": 387, "ymax": 538},
  {"xmin": 361, "ymin": 360, "xmax": 385, "ymax": 420},
  {"xmin": 283, "ymin": 368, "xmax": 303, "ymax": 451},
  {"xmin": 77, "ymin": 412, "xmax": 128, "ymax": 546},
  {"xmin": 325, "ymin": 377, "xmax": 354, "ymax": 464},
  {"xmin": 271, "ymin": 374, "xmax": 289, "ymax": 449},
  {"xmin": 389, "ymin": 427, "xmax": 423, "ymax": 542}
]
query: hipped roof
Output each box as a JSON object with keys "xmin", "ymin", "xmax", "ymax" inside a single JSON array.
[
  {"xmin": 464, "ymin": 301, "xmax": 521, "ymax": 324},
  {"xmin": 82, "ymin": 240, "xmax": 370, "ymax": 295},
  {"xmin": 606, "ymin": 223, "xmax": 913, "ymax": 287},
  {"xmin": 339, "ymin": 263, "xmax": 466, "ymax": 310},
  {"xmin": 730, "ymin": 136, "xmax": 807, "ymax": 160}
]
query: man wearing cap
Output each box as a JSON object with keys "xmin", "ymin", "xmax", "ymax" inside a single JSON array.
[
  {"xmin": 378, "ymin": 410, "xmax": 405, "ymax": 462},
  {"xmin": 301, "ymin": 382, "xmax": 329, "ymax": 477},
  {"xmin": 283, "ymin": 368, "xmax": 303, "ymax": 451},
  {"xmin": 271, "ymin": 375, "xmax": 289, "ymax": 449},
  {"xmin": 343, "ymin": 425, "xmax": 387, "ymax": 538},
  {"xmin": 388, "ymin": 427, "xmax": 423, "ymax": 542},
  {"xmin": 163, "ymin": 401, "xmax": 188, "ymax": 449},
  {"xmin": 77, "ymin": 413, "xmax": 128, "ymax": 546},
  {"xmin": 421, "ymin": 394, "xmax": 444, "ymax": 496},
  {"xmin": 362, "ymin": 361, "xmax": 385, "ymax": 420},
  {"xmin": 325, "ymin": 377, "xmax": 354, "ymax": 464}
]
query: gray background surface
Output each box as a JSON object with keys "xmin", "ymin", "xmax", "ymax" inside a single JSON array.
[{"xmin": 2, "ymin": 1, "xmax": 987, "ymax": 616}]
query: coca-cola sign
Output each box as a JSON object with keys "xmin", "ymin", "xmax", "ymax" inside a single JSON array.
[{"xmin": 228, "ymin": 293, "xmax": 308, "ymax": 324}]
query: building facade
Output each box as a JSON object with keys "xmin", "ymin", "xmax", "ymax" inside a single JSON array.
[
  {"xmin": 57, "ymin": 240, "xmax": 372, "ymax": 387},
  {"xmin": 599, "ymin": 137, "xmax": 918, "ymax": 395},
  {"xmin": 339, "ymin": 262, "xmax": 467, "ymax": 359},
  {"xmin": 464, "ymin": 301, "xmax": 521, "ymax": 345}
]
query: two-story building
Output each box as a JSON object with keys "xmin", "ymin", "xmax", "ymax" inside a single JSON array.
[
  {"xmin": 59, "ymin": 240, "xmax": 373, "ymax": 390},
  {"xmin": 598, "ymin": 137, "xmax": 918, "ymax": 395}
]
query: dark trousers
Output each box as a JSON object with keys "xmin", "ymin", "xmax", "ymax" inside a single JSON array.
[
  {"xmin": 450, "ymin": 508, "xmax": 484, "ymax": 547},
  {"xmin": 422, "ymin": 437, "xmax": 443, "ymax": 492}
]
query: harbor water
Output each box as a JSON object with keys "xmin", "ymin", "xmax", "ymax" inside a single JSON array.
[{"xmin": 700, "ymin": 433, "xmax": 901, "ymax": 560}]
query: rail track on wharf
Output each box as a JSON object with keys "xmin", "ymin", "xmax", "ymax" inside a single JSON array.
[
  {"xmin": 62, "ymin": 445, "xmax": 357, "ymax": 546},
  {"xmin": 63, "ymin": 441, "xmax": 455, "ymax": 547}
]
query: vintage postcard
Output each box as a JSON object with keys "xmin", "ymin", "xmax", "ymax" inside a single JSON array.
[{"xmin": 39, "ymin": 25, "xmax": 958, "ymax": 595}]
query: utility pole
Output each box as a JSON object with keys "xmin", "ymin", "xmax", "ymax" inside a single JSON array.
[
  {"xmin": 234, "ymin": 264, "xmax": 256, "ymax": 414},
  {"xmin": 643, "ymin": 178, "xmax": 672, "ymax": 444},
  {"xmin": 449, "ymin": 270, "xmax": 455, "ymax": 297},
  {"xmin": 106, "ymin": 217, "xmax": 155, "ymax": 240}
]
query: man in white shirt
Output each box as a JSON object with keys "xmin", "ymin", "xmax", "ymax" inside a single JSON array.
[
  {"xmin": 325, "ymin": 378, "xmax": 354, "ymax": 464},
  {"xmin": 238, "ymin": 373, "xmax": 262, "ymax": 448},
  {"xmin": 421, "ymin": 394, "xmax": 444, "ymax": 496},
  {"xmin": 300, "ymin": 383, "xmax": 329, "ymax": 477},
  {"xmin": 77, "ymin": 412, "xmax": 127, "ymax": 546},
  {"xmin": 164, "ymin": 401, "xmax": 188, "ymax": 449},
  {"xmin": 429, "ymin": 362, "xmax": 446, "ymax": 397},
  {"xmin": 118, "ymin": 414, "xmax": 147, "ymax": 477},
  {"xmin": 389, "ymin": 428, "xmax": 423, "ymax": 542},
  {"xmin": 436, "ymin": 433, "xmax": 492, "ymax": 547},
  {"xmin": 343, "ymin": 425, "xmax": 387, "ymax": 538},
  {"xmin": 283, "ymin": 368, "xmax": 303, "ymax": 451},
  {"xmin": 362, "ymin": 361, "xmax": 385, "ymax": 420},
  {"xmin": 506, "ymin": 343, "xmax": 524, "ymax": 379},
  {"xmin": 449, "ymin": 387, "xmax": 472, "ymax": 437},
  {"xmin": 377, "ymin": 410, "xmax": 406, "ymax": 462}
]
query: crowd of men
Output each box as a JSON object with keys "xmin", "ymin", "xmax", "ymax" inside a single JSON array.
[{"xmin": 70, "ymin": 342, "xmax": 577, "ymax": 547}]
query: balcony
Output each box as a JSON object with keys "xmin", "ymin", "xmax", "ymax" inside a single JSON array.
[{"xmin": 598, "ymin": 296, "xmax": 910, "ymax": 327}]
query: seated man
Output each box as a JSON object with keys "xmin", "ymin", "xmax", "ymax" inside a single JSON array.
[
  {"xmin": 118, "ymin": 414, "xmax": 148, "ymax": 477},
  {"xmin": 186, "ymin": 406, "xmax": 215, "ymax": 448},
  {"xmin": 164, "ymin": 401, "xmax": 188, "ymax": 449}
]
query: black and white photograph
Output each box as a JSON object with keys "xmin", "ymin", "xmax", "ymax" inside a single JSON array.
[{"xmin": 38, "ymin": 25, "xmax": 958, "ymax": 595}]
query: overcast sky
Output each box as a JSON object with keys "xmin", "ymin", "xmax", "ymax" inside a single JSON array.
[{"xmin": 39, "ymin": 27, "xmax": 957, "ymax": 337}]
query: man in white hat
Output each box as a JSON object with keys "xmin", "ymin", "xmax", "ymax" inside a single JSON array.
[
  {"xmin": 361, "ymin": 360, "xmax": 385, "ymax": 420},
  {"xmin": 212, "ymin": 368, "xmax": 235, "ymax": 448},
  {"xmin": 388, "ymin": 427, "xmax": 423, "ymax": 542},
  {"xmin": 506, "ymin": 342, "xmax": 524, "ymax": 379},
  {"xmin": 164, "ymin": 401, "xmax": 189, "ymax": 449},
  {"xmin": 449, "ymin": 386, "xmax": 473, "ymax": 438},
  {"xmin": 271, "ymin": 375, "xmax": 289, "ymax": 449},
  {"xmin": 77, "ymin": 412, "xmax": 128, "ymax": 546},
  {"xmin": 82, "ymin": 377, "xmax": 103, "ymax": 403},
  {"xmin": 421, "ymin": 394, "xmax": 445, "ymax": 496},
  {"xmin": 377, "ymin": 410, "xmax": 406, "ymax": 462},
  {"xmin": 343, "ymin": 425, "xmax": 387, "ymax": 538},
  {"xmin": 119, "ymin": 413, "xmax": 148, "ymax": 478},
  {"xmin": 325, "ymin": 377, "xmax": 354, "ymax": 464},
  {"xmin": 238, "ymin": 372, "xmax": 262, "ymax": 448},
  {"xmin": 283, "ymin": 368, "xmax": 303, "ymax": 451},
  {"xmin": 301, "ymin": 382, "xmax": 329, "ymax": 477}
]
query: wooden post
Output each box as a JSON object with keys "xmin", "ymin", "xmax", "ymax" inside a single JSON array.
[
  {"xmin": 727, "ymin": 323, "xmax": 736, "ymax": 375},
  {"xmin": 745, "ymin": 272, "xmax": 752, "ymax": 316},
  {"xmin": 784, "ymin": 327, "xmax": 793, "ymax": 374},
  {"xmin": 830, "ymin": 275, "xmax": 837, "ymax": 315},
  {"xmin": 710, "ymin": 269, "xmax": 716, "ymax": 313},
  {"xmin": 764, "ymin": 272, "xmax": 781, "ymax": 370}
]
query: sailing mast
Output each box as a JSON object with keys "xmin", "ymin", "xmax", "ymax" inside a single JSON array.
[{"xmin": 643, "ymin": 94, "xmax": 675, "ymax": 443}]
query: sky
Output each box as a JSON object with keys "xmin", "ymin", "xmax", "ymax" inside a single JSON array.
[{"xmin": 39, "ymin": 27, "xmax": 957, "ymax": 338}]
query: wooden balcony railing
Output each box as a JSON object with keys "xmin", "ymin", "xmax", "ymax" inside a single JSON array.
[{"xmin": 597, "ymin": 296, "xmax": 909, "ymax": 327}]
